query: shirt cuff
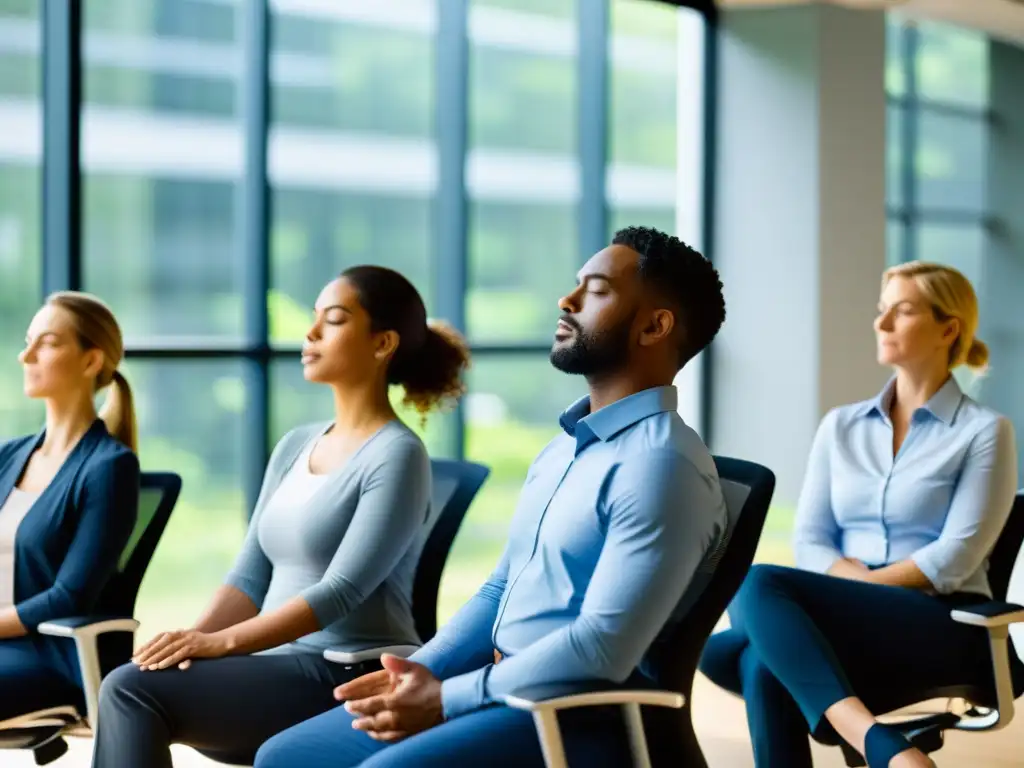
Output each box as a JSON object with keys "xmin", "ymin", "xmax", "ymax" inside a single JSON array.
[
  {"xmin": 440, "ymin": 666, "xmax": 490, "ymax": 720},
  {"xmin": 409, "ymin": 645, "xmax": 443, "ymax": 678},
  {"xmin": 795, "ymin": 543, "xmax": 843, "ymax": 575},
  {"xmin": 223, "ymin": 572, "xmax": 268, "ymax": 609},
  {"xmin": 910, "ymin": 548, "xmax": 949, "ymax": 594}
]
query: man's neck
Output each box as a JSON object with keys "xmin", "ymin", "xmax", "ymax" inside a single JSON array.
[{"xmin": 586, "ymin": 372, "xmax": 672, "ymax": 414}]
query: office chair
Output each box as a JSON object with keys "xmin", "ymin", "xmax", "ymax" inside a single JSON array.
[
  {"xmin": 322, "ymin": 458, "xmax": 490, "ymax": 663},
  {"xmin": 499, "ymin": 456, "xmax": 776, "ymax": 768},
  {"xmin": 0, "ymin": 472, "xmax": 182, "ymax": 766},
  {"xmin": 817, "ymin": 491, "xmax": 1024, "ymax": 766}
]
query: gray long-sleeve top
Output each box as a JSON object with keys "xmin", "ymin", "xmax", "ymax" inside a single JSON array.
[{"xmin": 224, "ymin": 420, "xmax": 433, "ymax": 655}]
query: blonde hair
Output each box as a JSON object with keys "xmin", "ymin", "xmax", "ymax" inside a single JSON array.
[
  {"xmin": 882, "ymin": 261, "xmax": 988, "ymax": 374},
  {"xmin": 46, "ymin": 291, "xmax": 138, "ymax": 452}
]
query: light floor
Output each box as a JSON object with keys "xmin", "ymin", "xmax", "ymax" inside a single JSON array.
[{"xmin": 10, "ymin": 674, "xmax": 1023, "ymax": 767}]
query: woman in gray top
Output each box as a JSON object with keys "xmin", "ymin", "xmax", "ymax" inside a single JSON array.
[{"xmin": 91, "ymin": 266, "xmax": 471, "ymax": 768}]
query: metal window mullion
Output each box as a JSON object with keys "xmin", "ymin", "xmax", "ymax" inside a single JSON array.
[
  {"xmin": 578, "ymin": 0, "xmax": 609, "ymax": 261},
  {"xmin": 240, "ymin": 0, "xmax": 271, "ymax": 518},
  {"xmin": 436, "ymin": 0, "xmax": 469, "ymax": 461},
  {"xmin": 901, "ymin": 24, "xmax": 918, "ymax": 265},
  {"xmin": 42, "ymin": 0, "xmax": 82, "ymax": 296},
  {"xmin": 698, "ymin": 6, "xmax": 718, "ymax": 450}
]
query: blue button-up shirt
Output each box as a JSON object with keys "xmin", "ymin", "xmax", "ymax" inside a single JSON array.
[
  {"xmin": 411, "ymin": 385, "xmax": 727, "ymax": 719},
  {"xmin": 793, "ymin": 376, "xmax": 1018, "ymax": 597}
]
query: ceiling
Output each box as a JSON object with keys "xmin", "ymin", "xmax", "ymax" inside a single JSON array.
[{"xmin": 716, "ymin": 0, "xmax": 1024, "ymax": 46}]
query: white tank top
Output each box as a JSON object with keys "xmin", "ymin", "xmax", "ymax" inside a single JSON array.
[{"xmin": 0, "ymin": 488, "xmax": 39, "ymax": 610}]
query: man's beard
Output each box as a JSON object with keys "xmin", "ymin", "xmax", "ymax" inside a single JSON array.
[{"xmin": 549, "ymin": 316, "xmax": 632, "ymax": 376}]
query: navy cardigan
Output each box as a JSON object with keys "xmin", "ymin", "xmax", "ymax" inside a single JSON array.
[{"xmin": 0, "ymin": 420, "xmax": 139, "ymax": 632}]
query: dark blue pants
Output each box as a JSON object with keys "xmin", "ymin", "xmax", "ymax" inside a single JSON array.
[
  {"xmin": 0, "ymin": 636, "xmax": 83, "ymax": 722},
  {"xmin": 255, "ymin": 700, "xmax": 633, "ymax": 768},
  {"xmin": 698, "ymin": 565, "xmax": 1001, "ymax": 768}
]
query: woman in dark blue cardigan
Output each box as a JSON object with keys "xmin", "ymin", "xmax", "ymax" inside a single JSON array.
[{"xmin": 0, "ymin": 291, "xmax": 140, "ymax": 722}]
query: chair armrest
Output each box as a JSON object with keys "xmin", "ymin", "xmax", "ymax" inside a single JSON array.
[
  {"xmin": 323, "ymin": 644, "xmax": 420, "ymax": 666},
  {"xmin": 500, "ymin": 681, "xmax": 685, "ymax": 713},
  {"xmin": 498, "ymin": 682, "xmax": 684, "ymax": 768},
  {"xmin": 949, "ymin": 602, "xmax": 1024, "ymax": 732},
  {"xmin": 37, "ymin": 616, "xmax": 139, "ymax": 730},
  {"xmin": 37, "ymin": 616, "xmax": 140, "ymax": 637},
  {"xmin": 950, "ymin": 602, "xmax": 1024, "ymax": 628}
]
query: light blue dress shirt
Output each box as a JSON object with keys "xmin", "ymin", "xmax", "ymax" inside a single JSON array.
[
  {"xmin": 410, "ymin": 385, "xmax": 727, "ymax": 719},
  {"xmin": 793, "ymin": 375, "xmax": 1018, "ymax": 597}
]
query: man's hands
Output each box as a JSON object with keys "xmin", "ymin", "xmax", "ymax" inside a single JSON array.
[
  {"xmin": 132, "ymin": 629, "xmax": 232, "ymax": 671},
  {"xmin": 338, "ymin": 654, "xmax": 443, "ymax": 743}
]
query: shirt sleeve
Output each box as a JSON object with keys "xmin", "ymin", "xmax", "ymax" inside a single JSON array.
[
  {"xmin": 792, "ymin": 409, "xmax": 844, "ymax": 574},
  {"xmin": 912, "ymin": 416, "xmax": 1019, "ymax": 594},
  {"xmin": 439, "ymin": 450, "xmax": 724, "ymax": 719},
  {"xmin": 298, "ymin": 436, "xmax": 432, "ymax": 628},
  {"xmin": 409, "ymin": 550, "xmax": 508, "ymax": 679},
  {"xmin": 16, "ymin": 451, "xmax": 140, "ymax": 630}
]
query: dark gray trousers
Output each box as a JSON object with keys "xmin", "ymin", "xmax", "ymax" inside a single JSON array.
[{"xmin": 91, "ymin": 652, "xmax": 370, "ymax": 768}]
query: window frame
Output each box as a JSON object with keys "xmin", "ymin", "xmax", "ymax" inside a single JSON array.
[{"xmin": 39, "ymin": 0, "xmax": 716, "ymax": 517}]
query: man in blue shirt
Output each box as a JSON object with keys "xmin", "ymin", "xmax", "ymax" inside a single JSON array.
[{"xmin": 254, "ymin": 226, "xmax": 729, "ymax": 768}]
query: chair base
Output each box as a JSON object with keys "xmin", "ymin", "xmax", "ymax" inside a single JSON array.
[
  {"xmin": 0, "ymin": 705, "xmax": 83, "ymax": 766},
  {"xmin": 33, "ymin": 736, "xmax": 69, "ymax": 766},
  {"xmin": 0, "ymin": 729, "xmax": 70, "ymax": 766}
]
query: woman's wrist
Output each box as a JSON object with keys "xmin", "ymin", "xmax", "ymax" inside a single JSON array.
[{"xmin": 211, "ymin": 627, "xmax": 240, "ymax": 655}]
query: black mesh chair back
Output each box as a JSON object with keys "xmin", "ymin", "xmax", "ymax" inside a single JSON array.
[
  {"xmin": 412, "ymin": 459, "xmax": 490, "ymax": 643},
  {"xmin": 643, "ymin": 456, "xmax": 776, "ymax": 767}
]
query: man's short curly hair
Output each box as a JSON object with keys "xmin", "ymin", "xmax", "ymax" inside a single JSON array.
[{"xmin": 612, "ymin": 226, "xmax": 726, "ymax": 368}]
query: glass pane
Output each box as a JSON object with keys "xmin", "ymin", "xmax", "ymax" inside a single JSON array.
[
  {"xmin": 473, "ymin": 0, "xmax": 573, "ymax": 19},
  {"xmin": 127, "ymin": 360, "xmax": 247, "ymax": 639},
  {"xmin": 440, "ymin": 354, "xmax": 587, "ymax": 622},
  {"xmin": 269, "ymin": 1, "xmax": 437, "ymax": 347},
  {"xmin": 269, "ymin": 357, "xmax": 457, "ymax": 457},
  {"xmin": 469, "ymin": 0, "xmax": 576, "ymax": 153},
  {"xmin": 886, "ymin": 218, "xmax": 905, "ymax": 267},
  {"xmin": 608, "ymin": 4, "xmax": 705, "ymax": 253},
  {"xmin": 0, "ymin": 0, "xmax": 42, "ymax": 440},
  {"xmin": 81, "ymin": 0, "xmax": 244, "ymax": 343},
  {"xmin": 468, "ymin": 202, "xmax": 575, "ymax": 343},
  {"xmin": 886, "ymin": 104, "xmax": 903, "ymax": 210},
  {"xmin": 609, "ymin": 207, "xmax": 676, "ymax": 241},
  {"xmin": 609, "ymin": 0, "xmax": 677, "ymax": 168},
  {"xmin": 271, "ymin": 2, "xmax": 433, "ymax": 136},
  {"xmin": 885, "ymin": 15, "xmax": 906, "ymax": 97},
  {"xmin": 916, "ymin": 111, "xmax": 986, "ymax": 212},
  {"xmin": 86, "ymin": 0, "xmax": 236, "ymax": 42},
  {"xmin": 270, "ymin": 191, "xmax": 433, "ymax": 345},
  {"xmin": 468, "ymin": 0, "xmax": 578, "ymax": 344},
  {"xmin": 915, "ymin": 21, "xmax": 988, "ymax": 109},
  {"xmin": 607, "ymin": 0, "xmax": 678, "ymax": 245},
  {"xmin": 916, "ymin": 222, "xmax": 985, "ymax": 291}
]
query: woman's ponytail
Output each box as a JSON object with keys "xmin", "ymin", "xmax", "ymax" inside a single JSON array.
[
  {"xmin": 100, "ymin": 369, "xmax": 138, "ymax": 452},
  {"xmin": 393, "ymin": 320, "xmax": 470, "ymax": 417}
]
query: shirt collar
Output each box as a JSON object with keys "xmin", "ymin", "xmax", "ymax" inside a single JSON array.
[
  {"xmin": 858, "ymin": 375, "xmax": 964, "ymax": 426},
  {"xmin": 559, "ymin": 386, "xmax": 679, "ymax": 444}
]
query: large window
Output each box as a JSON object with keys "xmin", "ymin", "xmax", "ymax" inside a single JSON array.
[
  {"xmin": 887, "ymin": 19, "xmax": 1024, "ymax": 489},
  {"xmin": 81, "ymin": 0, "xmax": 247, "ymax": 638},
  {"xmin": 886, "ymin": 18, "xmax": 989, "ymax": 269},
  {"xmin": 886, "ymin": 18, "xmax": 991, "ymax": 390},
  {"xmin": 0, "ymin": 0, "xmax": 710, "ymax": 640},
  {"xmin": 0, "ymin": 0, "xmax": 42, "ymax": 438}
]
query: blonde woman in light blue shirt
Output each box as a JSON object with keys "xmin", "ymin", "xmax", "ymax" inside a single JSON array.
[{"xmin": 700, "ymin": 261, "xmax": 1021, "ymax": 768}]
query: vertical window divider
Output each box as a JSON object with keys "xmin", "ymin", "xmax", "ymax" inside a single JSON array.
[
  {"xmin": 241, "ymin": 0, "xmax": 271, "ymax": 518},
  {"xmin": 42, "ymin": 0, "xmax": 82, "ymax": 295},
  {"xmin": 437, "ymin": 0, "xmax": 470, "ymax": 460}
]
